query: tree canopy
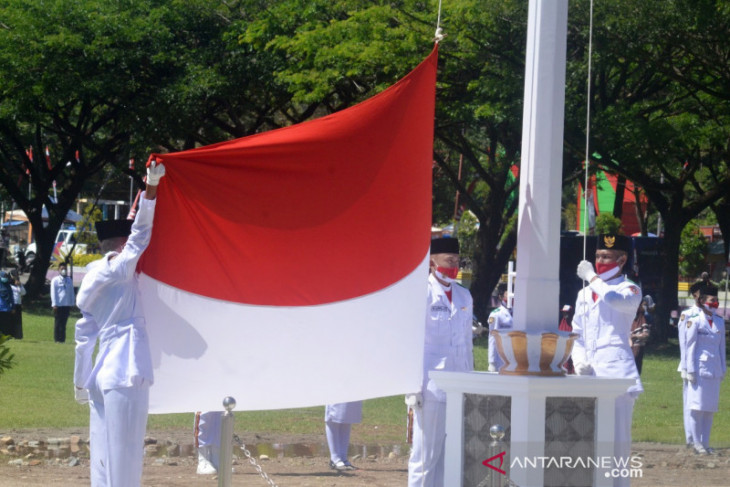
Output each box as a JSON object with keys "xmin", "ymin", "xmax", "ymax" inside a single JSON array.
[
  {"xmin": 0, "ymin": 0, "xmax": 186, "ymax": 294},
  {"xmin": 565, "ymin": 0, "xmax": 730, "ymax": 338},
  {"xmin": 0, "ymin": 0, "xmax": 727, "ymax": 333}
]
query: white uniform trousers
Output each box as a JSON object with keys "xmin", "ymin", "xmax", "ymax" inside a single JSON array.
[
  {"xmin": 197, "ymin": 411, "xmax": 223, "ymax": 447},
  {"xmin": 689, "ymin": 410, "xmax": 714, "ymax": 448},
  {"xmin": 613, "ymin": 394, "xmax": 635, "ymax": 487},
  {"xmin": 682, "ymin": 379, "xmax": 693, "ymax": 444},
  {"xmin": 408, "ymin": 399, "xmax": 446, "ymax": 487},
  {"xmin": 89, "ymin": 383, "xmax": 149, "ymax": 487},
  {"xmin": 325, "ymin": 421, "xmax": 352, "ymax": 463}
]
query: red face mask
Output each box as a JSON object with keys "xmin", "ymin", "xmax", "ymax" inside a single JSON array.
[
  {"xmin": 705, "ymin": 301, "xmax": 719, "ymax": 309},
  {"xmin": 436, "ymin": 266, "xmax": 459, "ymax": 280},
  {"xmin": 595, "ymin": 263, "xmax": 618, "ymax": 276}
]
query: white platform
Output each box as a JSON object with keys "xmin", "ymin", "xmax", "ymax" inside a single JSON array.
[{"xmin": 430, "ymin": 371, "xmax": 635, "ymax": 487}]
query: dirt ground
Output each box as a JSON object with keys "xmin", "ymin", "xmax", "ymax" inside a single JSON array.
[{"xmin": 1, "ymin": 428, "xmax": 730, "ymax": 486}]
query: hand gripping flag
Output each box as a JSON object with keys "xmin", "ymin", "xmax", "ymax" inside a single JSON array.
[{"xmin": 138, "ymin": 46, "xmax": 438, "ymax": 413}]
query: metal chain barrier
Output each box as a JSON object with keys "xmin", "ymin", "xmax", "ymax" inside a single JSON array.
[{"xmin": 232, "ymin": 434, "xmax": 279, "ymax": 487}]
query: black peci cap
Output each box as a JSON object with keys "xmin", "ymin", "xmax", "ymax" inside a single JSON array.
[
  {"xmin": 95, "ymin": 219, "xmax": 133, "ymax": 241},
  {"xmin": 430, "ymin": 237, "xmax": 459, "ymax": 255},
  {"xmin": 597, "ymin": 233, "xmax": 631, "ymax": 253},
  {"xmin": 698, "ymin": 284, "xmax": 718, "ymax": 297},
  {"xmin": 690, "ymin": 281, "xmax": 703, "ymax": 296}
]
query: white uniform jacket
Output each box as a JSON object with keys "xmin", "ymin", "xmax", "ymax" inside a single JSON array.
[
  {"xmin": 571, "ymin": 274, "xmax": 643, "ymax": 396},
  {"xmin": 677, "ymin": 310, "xmax": 691, "ymax": 374},
  {"xmin": 74, "ymin": 195, "xmax": 156, "ymax": 391},
  {"xmin": 11, "ymin": 283, "xmax": 25, "ymax": 306},
  {"xmin": 487, "ymin": 304, "xmax": 512, "ymax": 368},
  {"xmin": 683, "ymin": 307, "xmax": 726, "ymax": 412},
  {"xmin": 683, "ymin": 307, "xmax": 726, "ymax": 379},
  {"xmin": 422, "ymin": 274, "xmax": 474, "ymax": 403},
  {"xmin": 51, "ymin": 275, "xmax": 75, "ymax": 307}
]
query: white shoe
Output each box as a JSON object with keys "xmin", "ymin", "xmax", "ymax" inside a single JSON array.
[
  {"xmin": 197, "ymin": 446, "xmax": 218, "ymax": 475},
  {"xmin": 693, "ymin": 444, "xmax": 708, "ymax": 455}
]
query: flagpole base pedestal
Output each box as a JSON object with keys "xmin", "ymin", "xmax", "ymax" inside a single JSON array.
[
  {"xmin": 430, "ymin": 372, "xmax": 635, "ymax": 487},
  {"xmin": 490, "ymin": 330, "xmax": 578, "ymax": 376}
]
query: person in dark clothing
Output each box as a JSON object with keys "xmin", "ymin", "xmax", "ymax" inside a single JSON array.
[{"xmin": 0, "ymin": 271, "xmax": 15, "ymax": 337}]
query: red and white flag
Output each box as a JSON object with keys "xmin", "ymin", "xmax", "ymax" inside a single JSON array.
[{"xmin": 138, "ymin": 47, "xmax": 438, "ymax": 413}]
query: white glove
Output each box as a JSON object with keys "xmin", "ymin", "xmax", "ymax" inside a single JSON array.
[
  {"xmin": 577, "ymin": 260, "xmax": 597, "ymax": 282},
  {"xmin": 146, "ymin": 160, "xmax": 166, "ymax": 186},
  {"xmin": 574, "ymin": 362, "xmax": 594, "ymax": 376},
  {"xmin": 75, "ymin": 387, "xmax": 89, "ymax": 405},
  {"xmin": 686, "ymin": 372, "xmax": 696, "ymax": 384},
  {"xmin": 488, "ymin": 363, "xmax": 498, "ymax": 373},
  {"xmin": 680, "ymin": 369, "xmax": 687, "ymax": 380},
  {"xmin": 405, "ymin": 393, "xmax": 423, "ymax": 409}
]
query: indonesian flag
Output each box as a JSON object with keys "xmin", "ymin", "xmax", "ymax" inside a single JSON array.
[{"xmin": 138, "ymin": 46, "xmax": 438, "ymax": 413}]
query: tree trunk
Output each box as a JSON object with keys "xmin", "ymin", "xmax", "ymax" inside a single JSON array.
[
  {"xmin": 634, "ymin": 190, "xmax": 649, "ymax": 236},
  {"xmin": 23, "ymin": 205, "xmax": 71, "ymax": 299},
  {"xmin": 470, "ymin": 223, "xmax": 517, "ymax": 322},
  {"xmin": 613, "ymin": 174, "xmax": 626, "ymax": 219},
  {"xmin": 24, "ymin": 240, "xmax": 54, "ymax": 298},
  {"xmin": 653, "ymin": 218, "xmax": 682, "ymax": 343},
  {"xmin": 712, "ymin": 198, "xmax": 730, "ymax": 262}
]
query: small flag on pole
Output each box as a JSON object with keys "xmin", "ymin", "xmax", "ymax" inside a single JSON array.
[
  {"xmin": 45, "ymin": 146, "xmax": 52, "ymax": 170},
  {"xmin": 46, "ymin": 146, "xmax": 57, "ymax": 199},
  {"xmin": 26, "ymin": 146, "xmax": 33, "ymax": 174}
]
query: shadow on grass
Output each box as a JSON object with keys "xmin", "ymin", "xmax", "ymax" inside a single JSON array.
[
  {"xmin": 644, "ymin": 339, "xmax": 680, "ymax": 360},
  {"xmin": 22, "ymin": 298, "xmax": 81, "ymax": 320},
  {"xmin": 22, "ymin": 300, "xmax": 55, "ymax": 317}
]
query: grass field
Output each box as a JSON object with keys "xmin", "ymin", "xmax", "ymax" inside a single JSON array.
[{"xmin": 1, "ymin": 302, "xmax": 728, "ymax": 446}]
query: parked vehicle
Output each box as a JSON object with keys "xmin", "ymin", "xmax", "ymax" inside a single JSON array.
[{"xmin": 25, "ymin": 228, "xmax": 89, "ymax": 264}]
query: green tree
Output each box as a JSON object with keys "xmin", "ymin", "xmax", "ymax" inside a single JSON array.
[
  {"xmin": 74, "ymin": 204, "xmax": 103, "ymax": 253},
  {"xmin": 240, "ymin": 0, "xmax": 528, "ymax": 319},
  {"xmin": 0, "ymin": 0, "xmax": 247, "ymax": 296},
  {"xmin": 0, "ymin": 0, "xmax": 168, "ymax": 295},
  {"xmin": 455, "ymin": 210, "xmax": 479, "ymax": 268},
  {"xmin": 563, "ymin": 0, "xmax": 730, "ymax": 340},
  {"xmin": 595, "ymin": 213, "xmax": 623, "ymax": 235},
  {"xmin": 710, "ymin": 197, "xmax": 730, "ymax": 261},
  {"xmin": 679, "ymin": 221, "xmax": 708, "ymax": 279}
]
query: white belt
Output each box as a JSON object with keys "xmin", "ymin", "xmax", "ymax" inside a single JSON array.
[
  {"xmin": 588, "ymin": 335, "xmax": 627, "ymax": 350},
  {"xmin": 425, "ymin": 344, "xmax": 469, "ymax": 355}
]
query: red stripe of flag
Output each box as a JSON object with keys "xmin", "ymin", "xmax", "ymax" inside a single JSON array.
[{"xmin": 140, "ymin": 46, "xmax": 438, "ymax": 307}]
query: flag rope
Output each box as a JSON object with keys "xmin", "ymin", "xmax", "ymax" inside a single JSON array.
[
  {"xmin": 434, "ymin": 0, "xmax": 444, "ymax": 42},
  {"xmin": 580, "ymin": 0, "xmax": 596, "ymax": 334},
  {"xmin": 582, "ymin": 0, "xmax": 595, "ymax": 260}
]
